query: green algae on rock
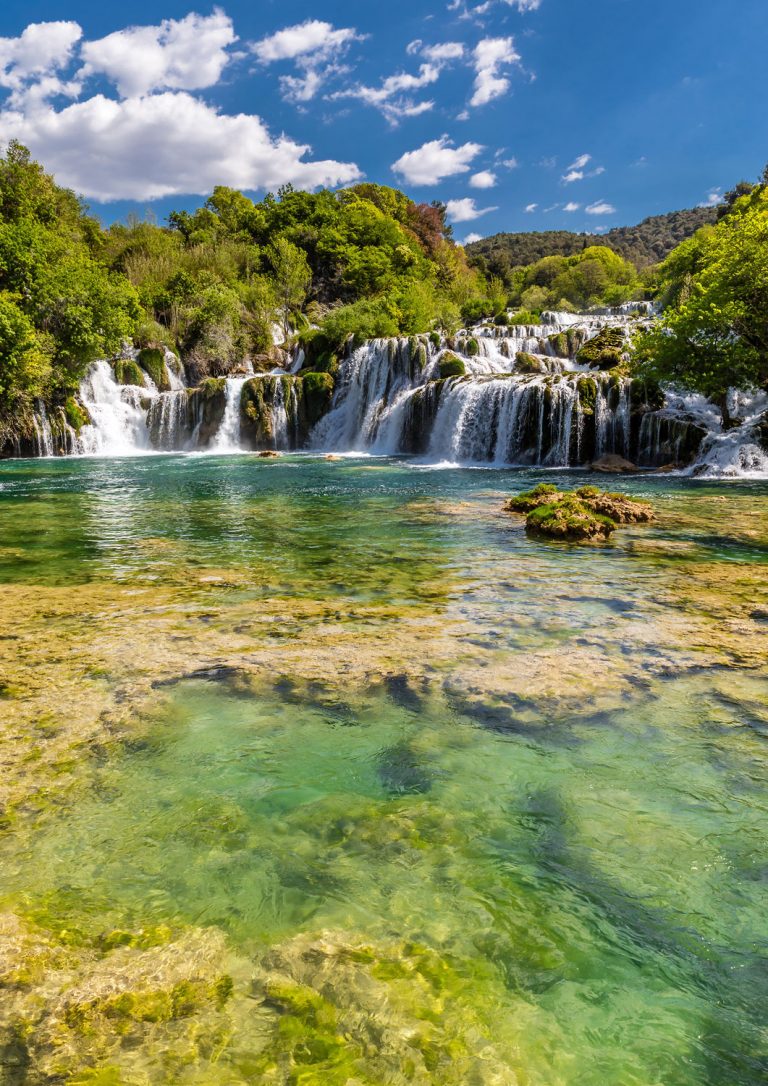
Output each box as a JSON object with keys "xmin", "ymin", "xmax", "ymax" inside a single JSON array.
[
  {"xmin": 505, "ymin": 484, "xmax": 655, "ymax": 541},
  {"xmin": 438, "ymin": 352, "xmax": 466, "ymax": 379}
]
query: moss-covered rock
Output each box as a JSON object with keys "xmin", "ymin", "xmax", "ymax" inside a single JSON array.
[
  {"xmin": 577, "ymin": 327, "xmax": 627, "ymax": 370},
  {"xmin": 302, "ymin": 371, "xmax": 334, "ymax": 428},
  {"xmin": 576, "ymin": 488, "xmax": 655, "ymax": 524},
  {"xmin": 112, "ymin": 359, "xmax": 145, "ymax": 388},
  {"xmin": 503, "ymin": 483, "xmax": 560, "ymax": 514},
  {"xmin": 505, "ymin": 484, "xmax": 654, "ymax": 542},
  {"xmin": 438, "ymin": 352, "xmax": 466, "ymax": 379},
  {"xmin": 137, "ymin": 347, "xmax": 170, "ymax": 392},
  {"xmin": 64, "ymin": 397, "xmax": 90, "ymax": 432},
  {"xmin": 465, "ymin": 337, "xmax": 480, "ymax": 357},
  {"xmin": 526, "ymin": 495, "xmax": 617, "ymax": 541},
  {"xmin": 577, "ymin": 376, "xmax": 598, "ymax": 415},
  {"xmin": 514, "ymin": 352, "xmax": 545, "ymax": 374}
]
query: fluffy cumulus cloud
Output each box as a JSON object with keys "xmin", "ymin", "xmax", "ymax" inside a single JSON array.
[
  {"xmin": 470, "ymin": 170, "xmax": 497, "ymax": 189},
  {"xmin": 0, "ymin": 92, "xmax": 361, "ymax": 202},
  {"xmin": 563, "ymin": 201, "xmax": 580, "ymax": 212},
  {"xmin": 0, "ymin": 21, "xmax": 83, "ymax": 105},
  {"xmin": 252, "ymin": 20, "xmax": 363, "ymax": 104},
  {"xmin": 462, "ymin": 231, "xmax": 483, "ymax": 243},
  {"xmin": 525, "ymin": 202, "xmax": 538, "ymax": 212},
  {"xmin": 0, "ymin": 13, "xmax": 362, "ymax": 201},
  {"xmin": 391, "ymin": 136, "xmax": 483, "ymax": 186},
  {"xmin": 585, "ymin": 200, "xmax": 616, "ymax": 216},
  {"xmin": 445, "ymin": 197, "xmax": 498, "ymax": 223},
  {"xmin": 470, "ymin": 37, "xmax": 520, "ymax": 108},
  {"xmin": 80, "ymin": 11, "xmax": 237, "ymax": 98}
]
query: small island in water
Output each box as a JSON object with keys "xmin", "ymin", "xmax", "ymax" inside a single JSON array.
[{"xmin": 0, "ymin": 137, "xmax": 766, "ymax": 1086}]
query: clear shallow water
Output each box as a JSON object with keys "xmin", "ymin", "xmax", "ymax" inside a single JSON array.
[{"xmin": 0, "ymin": 454, "xmax": 767, "ymax": 1084}]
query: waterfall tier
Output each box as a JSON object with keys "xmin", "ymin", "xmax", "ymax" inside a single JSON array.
[{"xmin": 7, "ymin": 308, "xmax": 767, "ymax": 478}]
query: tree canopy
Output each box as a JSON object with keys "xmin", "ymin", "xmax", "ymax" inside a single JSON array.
[{"xmin": 635, "ymin": 186, "xmax": 768, "ymax": 398}]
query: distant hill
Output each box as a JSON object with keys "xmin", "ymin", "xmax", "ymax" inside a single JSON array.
[{"xmin": 465, "ymin": 207, "xmax": 719, "ymax": 273}]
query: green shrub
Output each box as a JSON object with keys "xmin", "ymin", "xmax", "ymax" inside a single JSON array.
[
  {"xmin": 112, "ymin": 358, "xmax": 145, "ymax": 387},
  {"xmin": 137, "ymin": 347, "xmax": 169, "ymax": 390},
  {"xmin": 438, "ymin": 352, "xmax": 466, "ymax": 379},
  {"xmin": 302, "ymin": 371, "xmax": 335, "ymax": 426},
  {"xmin": 507, "ymin": 309, "xmax": 540, "ymax": 327}
]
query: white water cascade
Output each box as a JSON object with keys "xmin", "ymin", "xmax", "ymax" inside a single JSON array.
[
  {"xmin": 79, "ymin": 361, "xmax": 153, "ymax": 455},
  {"xmin": 10, "ymin": 304, "xmax": 767, "ymax": 478},
  {"xmin": 210, "ymin": 377, "xmax": 250, "ymax": 453}
]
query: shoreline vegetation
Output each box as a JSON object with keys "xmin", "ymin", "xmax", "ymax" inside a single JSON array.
[{"xmin": 1, "ymin": 142, "xmax": 767, "ymax": 459}]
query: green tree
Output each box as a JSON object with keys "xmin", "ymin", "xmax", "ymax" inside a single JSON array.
[
  {"xmin": 636, "ymin": 186, "xmax": 768, "ymax": 399},
  {"xmin": 268, "ymin": 237, "xmax": 312, "ymax": 338}
]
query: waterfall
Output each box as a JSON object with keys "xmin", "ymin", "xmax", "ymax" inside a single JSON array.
[
  {"xmin": 147, "ymin": 391, "xmax": 190, "ymax": 451},
  {"xmin": 272, "ymin": 378, "xmax": 289, "ymax": 450},
  {"xmin": 210, "ymin": 377, "xmax": 249, "ymax": 452},
  {"xmin": 312, "ymin": 338, "xmax": 428, "ymax": 451},
  {"xmin": 32, "ymin": 401, "xmax": 55, "ymax": 458},
  {"xmin": 79, "ymin": 361, "xmax": 152, "ymax": 455},
  {"xmin": 15, "ymin": 307, "xmax": 764, "ymax": 477}
]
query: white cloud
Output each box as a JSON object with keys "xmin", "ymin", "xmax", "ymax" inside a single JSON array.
[
  {"xmin": 80, "ymin": 11, "xmax": 236, "ymax": 99},
  {"xmin": 524, "ymin": 202, "xmax": 538, "ymax": 212},
  {"xmin": 0, "ymin": 21, "xmax": 82, "ymax": 88},
  {"xmin": 336, "ymin": 37, "xmax": 463, "ymax": 123},
  {"xmin": 499, "ymin": 156, "xmax": 518, "ymax": 169},
  {"xmin": 699, "ymin": 187, "xmax": 724, "ymax": 207},
  {"xmin": 563, "ymin": 201, "xmax": 580, "ymax": 212},
  {"xmin": 253, "ymin": 20, "xmax": 359, "ymax": 63},
  {"xmin": 470, "ymin": 37, "xmax": 520, "ymax": 107},
  {"xmin": 0, "ymin": 21, "xmax": 83, "ymax": 106},
  {"xmin": 585, "ymin": 200, "xmax": 616, "ymax": 216},
  {"xmin": 463, "ymin": 232, "xmax": 483, "ymax": 243},
  {"xmin": 503, "ymin": 0, "xmax": 543, "ymax": 9},
  {"xmin": 417, "ymin": 42, "xmax": 465, "ymax": 62},
  {"xmin": 252, "ymin": 19, "xmax": 363, "ymax": 104},
  {"xmin": 562, "ymin": 153, "xmax": 606, "ymax": 184},
  {"xmin": 445, "ymin": 197, "xmax": 498, "ymax": 223},
  {"xmin": 470, "ymin": 169, "xmax": 497, "ymax": 189},
  {"xmin": 391, "ymin": 135, "xmax": 483, "ymax": 186},
  {"xmin": 0, "ymin": 91, "xmax": 362, "ymax": 201},
  {"xmin": 332, "ymin": 62, "xmax": 443, "ymax": 123}
]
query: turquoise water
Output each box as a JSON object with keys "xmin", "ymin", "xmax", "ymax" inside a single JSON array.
[{"xmin": 0, "ymin": 454, "xmax": 767, "ymax": 1084}]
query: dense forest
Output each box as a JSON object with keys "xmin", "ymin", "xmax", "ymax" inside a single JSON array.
[
  {"xmin": 0, "ymin": 140, "xmax": 766, "ymax": 449},
  {"xmin": 465, "ymin": 207, "xmax": 719, "ymax": 276}
]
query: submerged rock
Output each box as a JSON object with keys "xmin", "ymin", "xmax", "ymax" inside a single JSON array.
[{"xmin": 591, "ymin": 453, "xmax": 639, "ymax": 474}]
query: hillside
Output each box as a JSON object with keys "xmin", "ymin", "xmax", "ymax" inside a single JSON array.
[{"xmin": 466, "ymin": 207, "xmax": 719, "ymax": 275}]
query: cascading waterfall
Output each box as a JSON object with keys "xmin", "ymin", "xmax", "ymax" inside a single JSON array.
[
  {"xmin": 312, "ymin": 338, "xmax": 429, "ymax": 451},
  {"xmin": 79, "ymin": 360, "xmax": 153, "ymax": 456},
  {"xmin": 10, "ymin": 304, "xmax": 766, "ymax": 477},
  {"xmin": 32, "ymin": 401, "xmax": 55, "ymax": 458},
  {"xmin": 304, "ymin": 310, "xmax": 765, "ymax": 475},
  {"xmin": 210, "ymin": 377, "xmax": 250, "ymax": 453}
]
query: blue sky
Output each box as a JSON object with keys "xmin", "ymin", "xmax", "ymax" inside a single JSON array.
[{"xmin": 1, "ymin": 0, "xmax": 767, "ymax": 240}]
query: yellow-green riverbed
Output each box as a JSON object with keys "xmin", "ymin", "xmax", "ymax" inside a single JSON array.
[{"xmin": 0, "ymin": 454, "xmax": 766, "ymax": 1085}]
